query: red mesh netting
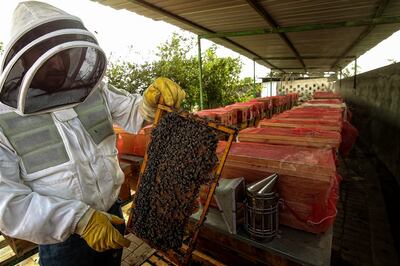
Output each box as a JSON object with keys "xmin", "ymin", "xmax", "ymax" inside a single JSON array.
[
  {"xmin": 276, "ymin": 111, "xmax": 343, "ymax": 122},
  {"xmin": 309, "ymin": 99, "xmax": 343, "ymax": 104},
  {"xmin": 284, "ymin": 107, "xmax": 343, "ymax": 115},
  {"xmin": 239, "ymin": 127, "xmax": 341, "ymax": 148},
  {"xmin": 218, "ymin": 141, "xmax": 339, "ymax": 233},
  {"xmin": 114, "ymin": 125, "xmax": 151, "ymax": 157},
  {"xmin": 346, "ymin": 109, "xmax": 353, "ymax": 122},
  {"xmin": 259, "ymin": 118, "xmax": 343, "ymax": 132},
  {"xmin": 340, "ymin": 120, "xmax": 359, "ymax": 156},
  {"xmin": 313, "ymin": 91, "xmax": 342, "ymax": 99},
  {"xmin": 249, "ymin": 97, "xmax": 273, "ymax": 110},
  {"xmin": 196, "ymin": 109, "xmax": 234, "ymax": 125}
]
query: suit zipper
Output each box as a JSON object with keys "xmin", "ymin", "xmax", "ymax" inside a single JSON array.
[{"xmin": 67, "ymin": 119, "xmax": 106, "ymax": 209}]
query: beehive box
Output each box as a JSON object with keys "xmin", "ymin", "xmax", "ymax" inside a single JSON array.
[
  {"xmin": 218, "ymin": 141, "xmax": 339, "ymax": 234},
  {"xmin": 239, "ymin": 127, "xmax": 341, "ymax": 149}
]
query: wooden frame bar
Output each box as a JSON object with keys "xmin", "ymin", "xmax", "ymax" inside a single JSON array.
[{"xmin": 127, "ymin": 97, "xmax": 237, "ymax": 265}]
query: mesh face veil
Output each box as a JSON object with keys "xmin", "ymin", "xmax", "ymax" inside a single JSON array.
[{"xmin": 0, "ymin": 1, "xmax": 107, "ymax": 115}]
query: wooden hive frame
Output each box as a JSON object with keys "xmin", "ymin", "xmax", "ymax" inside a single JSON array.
[{"xmin": 126, "ymin": 97, "xmax": 237, "ymax": 265}]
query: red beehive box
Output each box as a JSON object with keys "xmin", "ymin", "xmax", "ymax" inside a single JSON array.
[
  {"xmin": 247, "ymin": 100, "xmax": 265, "ymax": 119},
  {"xmin": 196, "ymin": 109, "xmax": 233, "ymax": 125},
  {"xmin": 239, "ymin": 127, "xmax": 341, "ymax": 149},
  {"xmin": 259, "ymin": 118, "xmax": 342, "ymax": 132},
  {"xmin": 218, "ymin": 141, "xmax": 339, "ymax": 234},
  {"xmin": 313, "ymin": 91, "xmax": 341, "ymax": 99},
  {"xmin": 114, "ymin": 125, "xmax": 149, "ymax": 157},
  {"xmin": 226, "ymin": 104, "xmax": 251, "ymax": 128}
]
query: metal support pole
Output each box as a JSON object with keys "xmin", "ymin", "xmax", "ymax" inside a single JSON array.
[
  {"xmin": 197, "ymin": 36, "xmax": 204, "ymax": 110},
  {"xmin": 353, "ymin": 58, "xmax": 357, "ymax": 90},
  {"xmin": 253, "ymin": 59, "xmax": 256, "ymax": 96},
  {"xmin": 339, "ymin": 69, "xmax": 342, "ymax": 90},
  {"xmin": 270, "ymin": 70, "xmax": 273, "ymax": 96}
]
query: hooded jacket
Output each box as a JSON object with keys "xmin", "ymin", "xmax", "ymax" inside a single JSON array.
[{"xmin": 0, "ymin": 1, "xmax": 144, "ymax": 244}]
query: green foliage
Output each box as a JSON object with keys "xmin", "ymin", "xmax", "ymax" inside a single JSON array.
[
  {"xmin": 236, "ymin": 77, "xmax": 262, "ymax": 102},
  {"xmin": 152, "ymin": 33, "xmax": 199, "ymax": 110},
  {"xmin": 106, "ymin": 33, "xmax": 258, "ymax": 111},
  {"xmin": 106, "ymin": 61, "xmax": 153, "ymax": 95},
  {"xmin": 0, "ymin": 42, "xmax": 3, "ymax": 56},
  {"xmin": 202, "ymin": 45, "xmax": 241, "ymax": 108}
]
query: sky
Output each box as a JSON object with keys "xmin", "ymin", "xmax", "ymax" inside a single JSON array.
[{"xmin": 1, "ymin": 0, "xmax": 400, "ymax": 79}]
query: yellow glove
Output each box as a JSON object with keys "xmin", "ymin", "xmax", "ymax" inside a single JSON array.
[
  {"xmin": 139, "ymin": 77, "xmax": 186, "ymax": 121},
  {"xmin": 76, "ymin": 209, "xmax": 130, "ymax": 252}
]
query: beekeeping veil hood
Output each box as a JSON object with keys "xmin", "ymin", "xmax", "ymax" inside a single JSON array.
[{"xmin": 0, "ymin": 1, "xmax": 107, "ymax": 115}]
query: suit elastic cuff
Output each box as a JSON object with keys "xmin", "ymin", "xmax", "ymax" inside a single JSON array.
[
  {"xmin": 75, "ymin": 208, "xmax": 95, "ymax": 235},
  {"xmin": 139, "ymin": 100, "xmax": 156, "ymax": 122}
]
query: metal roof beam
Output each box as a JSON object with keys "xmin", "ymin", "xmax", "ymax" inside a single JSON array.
[
  {"xmin": 246, "ymin": 0, "xmax": 306, "ymax": 71},
  {"xmin": 199, "ymin": 15, "xmax": 400, "ymax": 38},
  {"xmin": 255, "ymin": 56, "xmax": 356, "ymax": 60},
  {"xmin": 331, "ymin": 0, "xmax": 391, "ymax": 69},
  {"xmin": 125, "ymin": 0, "xmax": 284, "ymax": 72},
  {"xmin": 276, "ymin": 67, "xmax": 330, "ymax": 70}
]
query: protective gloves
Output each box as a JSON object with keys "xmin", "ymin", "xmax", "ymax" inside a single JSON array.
[
  {"xmin": 75, "ymin": 208, "xmax": 130, "ymax": 252},
  {"xmin": 139, "ymin": 77, "xmax": 186, "ymax": 121}
]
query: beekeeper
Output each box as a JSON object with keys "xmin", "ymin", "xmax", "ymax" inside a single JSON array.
[{"xmin": 0, "ymin": 1, "xmax": 185, "ymax": 265}]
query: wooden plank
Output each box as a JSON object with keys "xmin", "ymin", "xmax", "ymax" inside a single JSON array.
[
  {"xmin": 124, "ymin": 243, "xmax": 155, "ymax": 266},
  {"xmin": 193, "ymin": 230, "xmax": 297, "ymax": 266},
  {"xmin": 121, "ymin": 261, "xmax": 131, "ymax": 266},
  {"xmin": 239, "ymin": 133, "xmax": 339, "ymax": 144},
  {"xmin": 152, "ymin": 252, "xmax": 171, "ymax": 264},
  {"xmin": 0, "ymin": 236, "xmax": 8, "ymax": 250},
  {"xmin": 0, "ymin": 245, "xmax": 15, "ymax": 265},
  {"xmin": 122, "ymin": 247, "xmax": 133, "ymax": 260},
  {"xmin": 14, "ymin": 252, "xmax": 39, "ymax": 266},
  {"xmin": 259, "ymin": 117, "xmax": 342, "ymax": 132},
  {"xmin": 1, "ymin": 235, "xmax": 36, "ymax": 258},
  {"xmin": 180, "ymin": 244, "xmax": 227, "ymax": 266},
  {"xmin": 238, "ymin": 137, "xmax": 338, "ymax": 149},
  {"xmin": 147, "ymin": 254, "xmax": 169, "ymax": 266},
  {"xmin": 126, "ymin": 233, "xmax": 145, "ymax": 247}
]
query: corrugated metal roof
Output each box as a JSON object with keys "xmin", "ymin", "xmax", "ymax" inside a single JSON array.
[{"xmin": 93, "ymin": 0, "xmax": 400, "ymax": 73}]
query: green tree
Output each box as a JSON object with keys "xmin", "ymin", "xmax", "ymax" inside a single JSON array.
[
  {"xmin": 202, "ymin": 45, "xmax": 243, "ymax": 108},
  {"xmin": 151, "ymin": 33, "xmax": 199, "ymax": 110},
  {"xmin": 106, "ymin": 33, "xmax": 257, "ymax": 111},
  {"xmin": 0, "ymin": 42, "xmax": 4, "ymax": 56},
  {"xmin": 236, "ymin": 77, "xmax": 262, "ymax": 101},
  {"xmin": 106, "ymin": 61, "xmax": 153, "ymax": 94}
]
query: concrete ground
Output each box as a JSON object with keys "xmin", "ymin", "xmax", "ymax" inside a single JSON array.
[{"xmin": 331, "ymin": 143, "xmax": 400, "ymax": 266}]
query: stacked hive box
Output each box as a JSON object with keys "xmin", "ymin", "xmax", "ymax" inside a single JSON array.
[
  {"xmin": 249, "ymin": 97, "xmax": 273, "ymax": 118},
  {"xmin": 220, "ymin": 91, "xmax": 357, "ymax": 234},
  {"xmin": 239, "ymin": 127, "xmax": 341, "ymax": 149},
  {"xmin": 313, "ymin": 91, "xmax": 341, "ymax": 99},
  {"xmin": 195, "ymin": 94, "xmax": 298, "ymax": 129},
  {"xmin": 114, "ymin": 125, "xmax": 152, "ymax": 157},
  {"xmin": 259, "ymin": 118, "xmax": 343, "ymax": 132},
  {"xmin": 196, "ymin": 108, "xmax": 234, "ymax": 126},
  {"xmin": 218, "ymin": 141, "xmax": 339, "ymax": 234}
]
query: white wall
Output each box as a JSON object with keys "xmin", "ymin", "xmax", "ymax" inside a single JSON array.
[
  {"xmin": 278, "ymin": 78, "xmax": 334, "ymax": 102},
  {"xmin": 261, "ymin": 81, "xmax": 278, "ymax": 97}
]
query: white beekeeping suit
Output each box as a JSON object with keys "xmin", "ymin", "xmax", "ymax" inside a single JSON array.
[{"xmin": 0, "ymin": 1, "xmax": 145, "ymax": 244}]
